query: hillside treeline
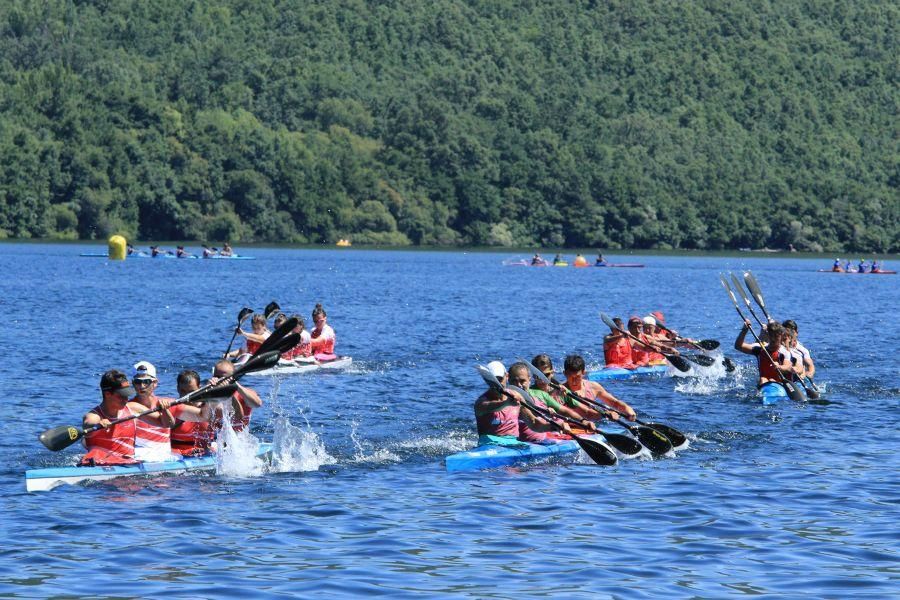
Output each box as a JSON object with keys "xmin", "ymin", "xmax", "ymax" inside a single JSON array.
[{"xmin": 0, "ymin": 0, "xmax": 896, "ymax": 251}]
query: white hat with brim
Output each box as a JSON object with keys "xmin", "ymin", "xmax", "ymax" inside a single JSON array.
[
  {"xmin": 133, "ymin": 361, "xmax": 157, "ymax": 380},
  {"xmin": 486, "ymin": 361, "xmax": 506, "ymax": 379}
]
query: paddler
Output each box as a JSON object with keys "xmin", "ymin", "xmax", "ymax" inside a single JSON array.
[
  {"xmin": 210, "ymin": 359, "xmax": 262, "ymax": 432},
  {"xmin": 603, "ymin": 317, "xmax": 635, "ymax": 369},
  {"xmin": 228, "ymin": 314, "xmax": 271, "ymax": 360},
  {"xmin": 559, "ymin": 355, "xmax": 637, "ymax": 421},
  {"xmin": 626, "ymin": 317, "xmax": 652, "ymax": 366},
  {"xmin": 202, "ymin": 245, "xmax": 217, "ymax": 258},
  {"xmin": 81, "ymin": 370, "xmax": 140, "ymax": 465},
  {"xmin": 640, "ymin": 316, "xmax": 670, "ymax": 362},
  {"xmin": 857, "ymin": 259, "xmax": 868, "ymax": 273},
  {"xmin": 282, "ymin": 315, "xmax": 314, "ymax": 363},
  {"xmin": 871, "ymin": 260, "xmax": 881, "ymax": 273},
  {"xmin": 170, "ymin": 370, "xmax": 215, "ymax": 456},
  {"xmin": 220, "ymin": 242, "xmax": 234, "ymax": 257},
  {"xmin": 175, "ymin": 245, "xmax": 192, "ymax": 258},
  {"xmin": 531, "ymin": 253, "xmax": 544, "ymax": 265},
  {"xmin": 553, "ymin": 253, "xmax": 565, "ymax": 265},
  {"xmin": 474, "ymin": 361, "xmax": 560, "ymax": 446},
  {"xmin": 508, "ymin": 362, "xmax": 591, "ymax": 441},
  {"xmin": 310, "ymin": 303, "xmax": 337, "ymax": 361},
  {"xmin": 734, "ymin": 321, "xmax": 798, "ymax": 385},
  {"xmin": 832, "ymin": 258, "xmax": 843, "ymax": 272},
  {"xmin": 595, "ymin": 253, "xmax": 607, "ymax": 266},
  {"xmin": 782, "ymin": 320, "xmax": 815, "ymax": 380}
]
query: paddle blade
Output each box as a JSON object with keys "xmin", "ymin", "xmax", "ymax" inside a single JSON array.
[
  {"xmin": 192, "ymin": 384, "xmax": 240, "ymax": 403},
  {"xmin": 273, "ymin": 332, "xmax": 301, "ymax": 354},
  {"xmin": 40, "ymin": 425, "xmax": 85, "ymax": 452},
  {"xmin": 475, "ymin": 364, "xmax": 505, "ymax": 394},
  {"xmin": 723, "ymin": 357, "xmax": 737, "ymax": 372},
  {"xmin": 687, "ymin": 354, "xmax": 717, "ymax": 367},
  {"xmin": 264, "ymin": 301, "xmax": 281, "ymax": 320},
  {"xmin": 730, "ymin": 273, "xmax": 751, "ymax": 305},
  {"xmin": 632, "ymin": 425, "xmax": 673, "ymax": 455},
  {"xmin": 234, "ymin": 351, "xmax": 281, "ymax": 377},
  {"xmin": 254, "ymin": 317, "xmax": 298, "ymax": 356},
  {"xmin": 645, "ymin": 423, "xmax": 687, "ymax": 449},
  {"xmin": 784, "ymin": 380, "xmax": 805, "ymax": 402},
  {"xmin": 601, "ymin": 432, "xmax": 644, "ymax": 457},
  {"xmin": 667, "ymin": 354, "xmax": 691, "ymax": 373},
  {"xmin": 802, "ymin": 382, "xmax": 820, "ymax": 400},
  {"xmin": 237, "ymin": 307, "xmax": 253, "ymax": 324},
  {"xmin": 600, "ymin": 312, "xmax": 619, "ymax": 331},
  {"xmin": 573, "ymin": 435, "xmax": 618, "ymax": 466},
  {"xmin": 696, "ymin": 339, "xmax": 720, "ymax": 351}
]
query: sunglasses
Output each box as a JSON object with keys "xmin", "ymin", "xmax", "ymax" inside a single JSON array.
[{"xmin": 133, "ymin": 378, "xmax": 154, "ymax": 386}]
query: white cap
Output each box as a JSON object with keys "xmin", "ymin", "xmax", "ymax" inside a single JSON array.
[
  {"xmin": 486, "ymin": 361, "xmax": 506, "ymax": 379},
  {"xmin": 133, "ymin": 361, "xmax": 157, "ymax": 380},
  {"xmin": 642, "ymin": 316, "xmax": 656, "ymax": 326}
]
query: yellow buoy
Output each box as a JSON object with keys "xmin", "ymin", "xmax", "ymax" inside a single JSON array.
[{"xmin": 108, "ymin": 235, "xmax": 127, "ymax": 260}]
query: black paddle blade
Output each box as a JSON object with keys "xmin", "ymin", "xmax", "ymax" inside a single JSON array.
[
  {"xmin": 696, "ymin": 339, "xmax": 720, "ymax": 351},
  {"xmin": 723, "ymin": 357, "xmax": 737, "ymax": 372},
  {"xmin": 601, "ymin": 432, "xmax": 644, "ymax": 457},
  {"xmin": 574, "ymin": 435, "xmax": 618, "ymax": 466},
  {"xmin": 254, "ymin": 317, "xmax": 298, "ymax": 356},
  {"xmin": 264, "ymin": 301, "xmax": 281, "ymax": 319},
  {"xmin": 667, "ymin": 354, "xmax": 691, "ymax": 372},
  {"xmin": 273, "ymin": 332, "xmax": 301, "ymax": 354},
  {"xmin": 784, "ymin": 380, "xmax": 805, "ymax": 402},
  {"xmin": 237, "ymin": 307, "xmax": 254, "ymax": 324},
  {"xmin": 802, "ymin": 382, "xmax": 820, "ymax": 400},
  {"xmin": 687, "ymin": 354, "xmax": 717, "ymax": 367},
  {"xmin": 192, "ymin": 384, "xmax": 240, "ymax": 402},
  {"xmin": 633, "ymin": 425, "xmax": 673, "ymax": 455},
  {"xmin": 645, "ymin": 423, "xmax": 687, "ymax": 449},
  {"xmin": 39, "ymin": 425, "xmax": 85, "ymax": 452},
  {"xmin": 234, "ymin": 351, "xmax": 281, "ymax": 377}
]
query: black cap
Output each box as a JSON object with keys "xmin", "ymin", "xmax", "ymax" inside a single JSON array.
[{"xmin": 100, "ymin": 369, "xmax": 132, "ymax": 394}]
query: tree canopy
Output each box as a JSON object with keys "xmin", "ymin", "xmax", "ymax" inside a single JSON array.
[{"xmin": 0, "ymin": 0, "xmax": 896, "ymax": 251}]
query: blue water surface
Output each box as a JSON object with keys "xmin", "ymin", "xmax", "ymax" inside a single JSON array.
[{"xmin": 0, "ymin": 244, "xmax": 897, "ymax": 598}]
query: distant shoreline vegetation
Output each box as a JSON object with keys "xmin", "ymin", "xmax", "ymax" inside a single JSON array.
[{"xmin": 0, "ymin": 1, "xmax": 896, "ymax": 252}]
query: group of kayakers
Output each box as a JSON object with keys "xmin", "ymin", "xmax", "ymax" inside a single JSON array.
[
  {"xmin": 530, "ymin": 253, "xmax": 608, "ymax": 266},
  {"xmin": 602, "ymin": 312, "xmax": 687, "ymax": 368},
  {"xmin": 127, "ymin": 242, "xmax": 235, "ymax": 257},
  {"xmin": 81, "ymin": 360, "xmax": 262, "ymax": 466},
  {"xmin": 475, "ymin": 354, "xmax": 638, "ymax": 447},
  {"xmin": 734, "ymin": 319, "xmax": 815, "ymax": 387},
  {"xmin": 831, "ymin": 258, "xmax": 885, "ymax": 273},
  {"xmin": 229, "ymin": 303, "xmax": 338, "ymax": 365}
]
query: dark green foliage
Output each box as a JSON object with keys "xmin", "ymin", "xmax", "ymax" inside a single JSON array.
[{"xmin": 0, "ymin": 0, "xmax": 895, "ymax": 251}]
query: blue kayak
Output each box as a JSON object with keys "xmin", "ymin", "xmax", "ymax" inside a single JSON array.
[
  {"xmin": 446, "ymin": 434, "xmax": 621, "ymax": 472},
  {"xmin": 759, "ymin": 381, "xmax": 808, "ymax": 405},
  {"xmin": 26, "ymin": 443, "xmax": 272, "ymax": 492},
  {"xmin": 587, "ymin": 364, "xmax": 668, "ymax": 381}
]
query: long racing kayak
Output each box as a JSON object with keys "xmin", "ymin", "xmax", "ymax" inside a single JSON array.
[
  {"xmin": 587, "ymin": 364, "xmax": 668, "ymax": 381},
  {"xmin": 446, "ymin": 432, "xmax": 625, "ymax": 472},
  {"xmin": 80, "ymin": 253, "xmax": 254, "ymax": 260},
  {"xmin": 816, "ymin": 269, "xmax": 895, "ymax": 275},
  {"xmin": 25, "ymin": 443, "xmax": 273, "ymax": 492},
  {"xmin": 593, "ymin": 263, "xmax": 645, "ymax": 268},
  {"xmin": 242, "ymin": 356, "xmax": 353, "ymax": 377}
]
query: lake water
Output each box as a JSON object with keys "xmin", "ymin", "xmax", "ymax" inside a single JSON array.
[{"xmin": 1, "ymin": 244, "xmax": 897, "ymax": 597}]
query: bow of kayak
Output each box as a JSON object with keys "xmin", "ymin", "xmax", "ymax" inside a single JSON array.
[
  {"xmin": 245, "ymin": 356, "xmax": 353, "ymax": 377},
  {"xmin": 446, "ymin": 432, "xmax": 631, "ymax": 472},
  {"xmin": 587, "ymin": 364, "xmax": 668, "ymax": 381}
]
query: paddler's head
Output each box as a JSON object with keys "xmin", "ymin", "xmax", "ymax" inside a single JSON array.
[
  {"xmin": 291, "ymin": 315, "xmax": 305, "ymax": 334},
  {"xmin": 765, "ymin": 322, "xmax": 786, "ymax": 347},
  {"xmin": 563, "ymin": 354, "xmax": 586, "ymax": 384},
  {"xmin": 212, "ymin": 359, "xmax": 234, "ymax": 379},
  {"xmin": 250, "ymin": 314, "xmax": 267, "ymax": 334},
  {"xmin": 628, "ymin": 316, "xmax": 642, "ymax": 334},
  {"xmin": 132, "ymin": 361, "xmax": 158, "ymax": 399},
  {"xmin": 273, "ymin": 313, "xmax": 287, "ymax": 329},
  {"xmin": 100, "ymin": 370, "xmax": 132, "ymax": 405},
  {"xmin": 485, "ymin": 361, "xmax": 507, "ymax": 394},
  {"xmin": 531, "ymin": 354, "xmax": 557, "ymax": 389},
  {"xmin": 642, "ymin": 315, "xmax": 657, "ymax": 334},
  {"xmin": 312, "ymin": 303, "xmax": 327, "ymax": 329},
  {"xmin": 176, "ymin": 369, "xmax": 201, "ymax": 397},
  {"xmin": 507, "ymin": 362, "xmax": 531, "ymax": 390},
  {"xmin": 782, "ymin": 319, "xmax": 798, "ymax": 334}
]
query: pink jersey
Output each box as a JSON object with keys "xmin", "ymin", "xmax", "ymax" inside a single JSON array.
[
  {"xmin": 474, "ymin": 391, "xmax": 520, "ymax": 438},
  {"xmin": 283, "ymin": 330, "xmax": 313, "ymax": 360},
  {"xmin": 517, "ymin": 394, "xmax": 551, "ymax": 443}
]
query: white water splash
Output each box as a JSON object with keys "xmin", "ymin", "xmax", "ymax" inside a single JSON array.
[
  {"xmin": 270, "ymin": 415, "xmax": 336, "ymax": 473},
  {"xmin": 215, "ymin": 416, "xmax": 266, "ymax": 478},
  {"xmin": 347, "ymin": 421, "xmax": 402, "ymax": 463}
]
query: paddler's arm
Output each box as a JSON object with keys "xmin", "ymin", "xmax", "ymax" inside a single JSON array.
[
  {"xmin": 520, "ymin": 404, "xmax": 572, "ymax": 435},
  {"xmin": 592, "ymin": 384, "xmax": 637, "ymax": 421},
  {"xmin": 128, "ymin": 399, "xmax": 176, "ymax": 428},
  {"xmin": 474, "ymin": 393, "xmax": 518, "ymax": 414},
  {"xmin": 734, "ymin": 320, "xmax": 755, "ymax": 353},
  {"xmin": 235, "ymin": 382, "xmax": 262, "ymax": 408},
  {"xmin": 239, "ymin": 330, "xmax": 270, "ymax": 344}
]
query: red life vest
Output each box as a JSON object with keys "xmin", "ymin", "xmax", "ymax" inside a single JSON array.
[
  {"xmin": 246, "ymin": 339, "xmax": 262, "ymax": 355},
  {"xmin": 754, "ymin": 346, "xmax": 785, "ymax": 381},
  {"xmin": 80, "ymin": 404, "xmax": 137, "ymax": 465},
  {"xmin": 230, "ymin": 389, "xmax": 255, "ymax": 431},
  {"xmin": 171, "ymin": 419, "xmax": 214, "ymax": 456},
  {"xmin": 604, "ymin": 336, "xmax": 634, "ymax": 368}
]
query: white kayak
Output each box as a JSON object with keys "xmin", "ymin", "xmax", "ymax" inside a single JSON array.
[
  {"xmin": 241, "ymin": 356, "xmax": 353, "ymax": 377},
  {"xmin": 26, "ymin": 443, "xmax": 272, "ymax": 492}
]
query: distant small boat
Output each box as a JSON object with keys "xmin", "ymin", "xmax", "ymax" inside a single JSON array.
[{"xmin": 336, "ymin": 239, "xmax": 352, "ymax": 247}]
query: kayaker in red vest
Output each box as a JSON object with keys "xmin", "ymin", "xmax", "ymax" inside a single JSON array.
[
  {"xmin": 310, "ymin": 303, "xmax": 337, "ymax": 360},
  {"xmin": 474, "ymin": 361, "xmax": 556, "ymax": 446},
  {"xmin": 603, "ymin": 317, "xmax": 635, "ymax": 368},
  {"xmin": 626, "ymin": 317, "xmax": 654, "ymax": 366},
  {"xmin": 734, "ymin": 320, "xmax": 797, "ymax": 385},
  {"xmin": 281, "ymin": 315, "xmax": 314, "ymax": 362},
  {"xmin": 639, "ymin": 316, "xmax": 668, "ymax": 364},
  {"xmin": 229, "ymin": 314, "xmax": 271, "ymax": 361},
  {"xmin": 170, "ymin": 370, "xmax": 216, "ymax": 456},
  {"xmin": 211, "ymin": 359, "xmax": 262, "ymax": 432},
  {"xmin": 561, "ymin": 355, "xmax": 637, "ymax": 421},
  {"xmin": 81, "ymin": 370, "xmax": 139, "ymax": 466}
]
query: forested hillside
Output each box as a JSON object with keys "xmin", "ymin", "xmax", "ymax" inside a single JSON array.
[{"xmin": 0, "ymin": 0, "xmax": 896, "ymax": 251}]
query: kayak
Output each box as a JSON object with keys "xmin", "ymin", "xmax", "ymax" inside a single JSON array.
[
  {"xmin": 553, "ymin": 262, "xmax": 569, "ymax": 267},
  {"xmin": 80, "ymin": 253, "xmax": 254, "ymax": 260},
  {"xmin": 244, "ymin": 356, "xmax": 353, "ymax": 377},
  {"xmin": 502, "ymin": 259, "xmax": 550, "ymax": 267},
  {"xmin": 25, "ymin": 443, "xmax": 273, "ymax": 492},
  {"xmin": 816, "ymin": 269, "xmax": 895, "ymax": 275},
  {"xmin": 446, "ymin": 433, "xmax": 620, "ymax": 472},
  {"xmin": 587, "ymin": 364, "xmax": 668, "ymax": 381},
  {"xmin": 593, "ymin": 263, "xmax": 645, "ymax": 268}
]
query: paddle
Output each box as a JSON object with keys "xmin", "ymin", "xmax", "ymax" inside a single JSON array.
[
  {"xmin": 719, "ymin": 275, "xmax": 804, "ymax": 401},
  {"xmin": 39, "ymin": 346, "xmax": 283, "ymax": 453},
  {"xmin": 475, "ymin": 365, "xmax": 618, "ymax": 466},
  {"xmin": 222, "ymin": 307, "xmax": 254, "ymax": 358},
  {"xmin": 743, "ymin": 272, "xmax": 820, "ymax": 399},
  {"xmin": 253, "ymin": 316, "xmax": 298, "ymax": 356},
  {"xmin": 264, "ymin": 301, "xmax": 282, "ymax": 321},
  {"xmin": 600, "ymin": 313, "xmax": 692, "ymax": 372},
  {"xmin": 505, "ymin": 383, "xmax": 644, "ymax": 458},
  {"xmin": 653, "ymin": 322, "xmax": 721, "ymax": 351},
  {"xmin": 522, "ymin": 361, "xmax": 685, "ymax": 452}
]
